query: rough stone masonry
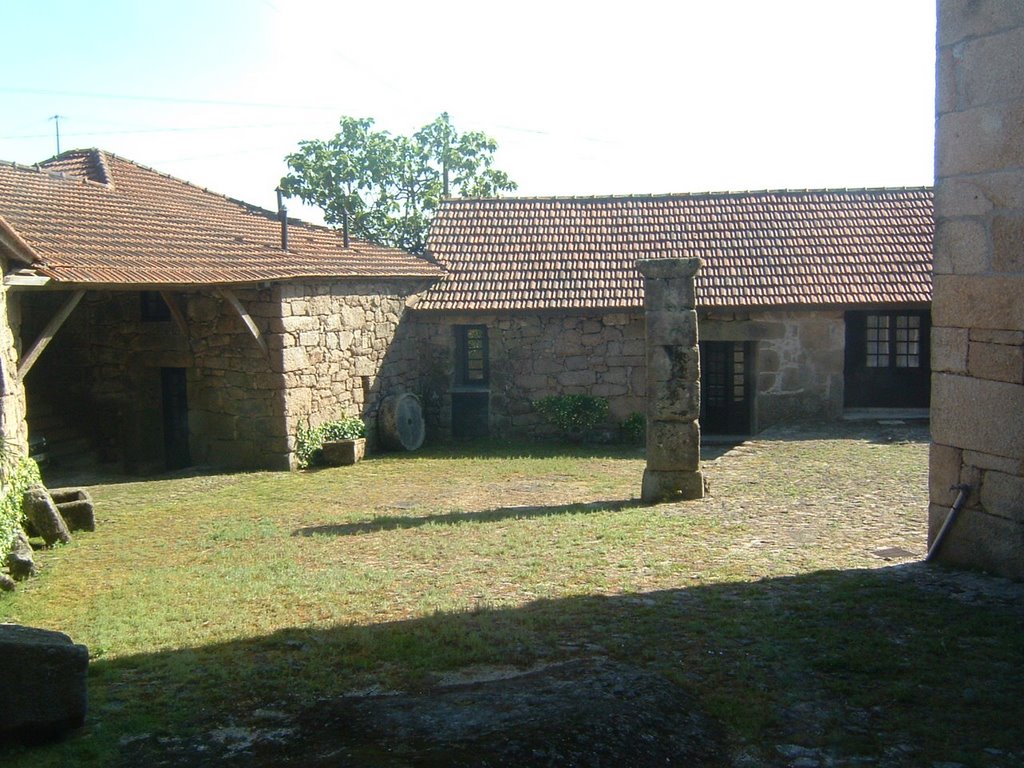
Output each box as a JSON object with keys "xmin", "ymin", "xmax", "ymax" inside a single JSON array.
[
  {"xmin": 931, "ymin": 0, "xmax": 1024, "ymax": 579},
  {"xmin": 638, "ymin": 257, "xmax": 704, "ymax": 502}
]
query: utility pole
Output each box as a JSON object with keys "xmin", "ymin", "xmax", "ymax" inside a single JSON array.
[{"xmin": 49, "ymin": 114, "xmax": 64, "ymax": 155}]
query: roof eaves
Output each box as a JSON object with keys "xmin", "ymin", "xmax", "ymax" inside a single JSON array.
[{"xmin": 0, "ymin": 215, "xmax": 43, "ymax": 266}]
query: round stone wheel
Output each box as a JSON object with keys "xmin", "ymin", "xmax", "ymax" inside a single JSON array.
[{"xmin": 378, "ymin": 393, "xmax": 425, "ymax": 451}]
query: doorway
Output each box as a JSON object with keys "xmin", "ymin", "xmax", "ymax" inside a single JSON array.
[
  {"xmin": 844, "ymin": 311, "xmax": 930, "ymax": 408},
  {"xmin": 161, "ymin": 367, "xmax": 191, "ymax": 470},
  {"xmin": 700, "ymin": 341, "xmax": 753, "ymax": 435}
]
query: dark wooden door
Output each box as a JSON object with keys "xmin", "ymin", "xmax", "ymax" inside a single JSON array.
[
  {"xmin": 452, "ymin": 391, "xmax": 489, "ymax": 439},
  {"xmin": 700, "ymin": 341, "xmax": 753, "ymax": 435},
  {"xmin": 161, "ymin": 367, "xmax": 191, "ymax": 470},
  {"xmin": 844, "ymin": 311, "xmax": 930, "ymax": 408}
]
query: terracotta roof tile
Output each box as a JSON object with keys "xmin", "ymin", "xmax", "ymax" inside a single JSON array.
[
  {"xmin": 417, "ymin": 189, "xmax": 933, "ymax": 311},
  {"xmin": 0, "ymin": 149, "xmax": 440, "ymax": 285}
]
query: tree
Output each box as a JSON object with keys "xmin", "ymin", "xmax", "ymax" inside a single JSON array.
[{"xmin": 280, "ymin": 113, "xmax": 516, "ymax": 253}]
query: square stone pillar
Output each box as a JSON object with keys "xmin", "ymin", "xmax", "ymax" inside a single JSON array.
[{"xmin": 638, "ymin": 258, "xmax": 705, "ymax": 502}]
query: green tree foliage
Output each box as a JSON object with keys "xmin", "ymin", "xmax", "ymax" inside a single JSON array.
[{"xmin": 281, "ymin": 113, "xmax": 516, "ymax": 253}]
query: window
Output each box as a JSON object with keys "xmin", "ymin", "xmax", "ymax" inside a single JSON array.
[
  {"xmin": 866, "ymin": 314, "xmax": 890, "ymax": 367},
  {"xmin": 894, "ymin": 314, "xmax": 921, "ymax": 368},
  {"xmin": 140, "ymin": 291, "xmax": 170, "ymax": 322},
  {"xmin": 865, "ymin": 313, "xmax": 921, "ymax": 369},
  {"xmin": 456, "ymin": 325, "xmax": 488, "ymax": 386}
]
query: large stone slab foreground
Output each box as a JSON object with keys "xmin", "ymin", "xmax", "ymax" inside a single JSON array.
[{"xmin": 0, "ymin": 624, "xmax": 88, "ymax": 738}]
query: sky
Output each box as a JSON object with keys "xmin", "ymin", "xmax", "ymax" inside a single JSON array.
[{"xmin": 1, "ymin": 0, "xmax": 937, "ymax": 225}]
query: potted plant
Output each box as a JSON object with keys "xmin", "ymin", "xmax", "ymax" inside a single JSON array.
[{"xmin": 297, "ymin": 416, "xmax": 367, "ymax": 468}]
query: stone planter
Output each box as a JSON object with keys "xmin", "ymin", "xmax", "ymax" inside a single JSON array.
[{"xmin": 321, "ymin": 438, "xmax": 366, "ymax": 466}]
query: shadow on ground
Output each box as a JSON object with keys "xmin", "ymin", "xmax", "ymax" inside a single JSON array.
[
  {"xmin": 293, "ymin": 498, "xmax": 647, "ymax": 537},
  {"xmin": 6, "ymin": 564, "xmax": 1023, "ymax": 768}
]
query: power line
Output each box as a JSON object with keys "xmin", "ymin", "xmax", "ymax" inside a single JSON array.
[
  {"xmin": 0, "ymin": 86, "xmax": 339, "ymax": 112},
  {"xmin": 1, "ymin": 119, "xmax": 318, "ymax": 141}
]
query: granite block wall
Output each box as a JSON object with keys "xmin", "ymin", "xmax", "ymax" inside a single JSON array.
[
  {"xmin": 931, "ymin": 0, "xmax": 1024, "ymax": 577},
  {"xmin": 411, "ymin": 309, "xmax": 846, "ymax": 440}
]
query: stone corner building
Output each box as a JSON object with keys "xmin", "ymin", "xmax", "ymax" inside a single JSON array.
[
  {"xmin": 931, "ymin": 1, "xmax": 1024, "ymax": 578},
  {"xmin": 0, "ymin": 149, "xmax": 440, "ymax": 472}
]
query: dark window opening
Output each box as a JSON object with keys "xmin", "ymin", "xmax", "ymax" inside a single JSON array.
[
  {"xmin": 456, "ymin": 325, "xmax": 489, "ymax": 387},
  {"xmin": 141, "ymin": 291, "xmax": 171, "ymax": 322}
]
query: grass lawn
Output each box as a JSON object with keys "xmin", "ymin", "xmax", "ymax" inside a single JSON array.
[{"xmin": 2, "ymin": 424, "xmax": 1023, "ymax": 766}]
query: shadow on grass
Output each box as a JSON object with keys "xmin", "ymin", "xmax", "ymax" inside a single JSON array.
[
  {"xmin": 293, "ymin": 498, "xmax": 646, "ymax": 537},
  {"xmin": 7, "ymin": 565, "xmax": 1023, "ymax": 768}
]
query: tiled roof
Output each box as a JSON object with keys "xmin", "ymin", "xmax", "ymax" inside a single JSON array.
[
  {"xmin": 417, "ymin": 189, "xmax": 934, "ymax": 311},
  {"xmin": 0, "ymin": 149, "xmax": 440, "ymax": 286}
]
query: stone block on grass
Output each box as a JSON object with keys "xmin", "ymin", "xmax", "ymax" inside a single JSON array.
[
  {"xmin": 0, "ymin": 624, "xmax": 88, "ymax": 739},
  {"xmin": 22, "ymin": 485, "xmax": 71, "ymax": 546},
  {"xmin": 50, "ymin": 489, "xmax": 96, "ymax": 532}
]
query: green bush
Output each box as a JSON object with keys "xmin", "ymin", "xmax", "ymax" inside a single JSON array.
[
  {"xmin": 621, "ymin": 411, "xmax": 646, "ymax": 444},
  {"xmin": 533, "ymin": 394, "xmax": 609, "ymax": 439},
  {"xmin": 0, "ymin": 442, "xmax": 41, "ymax": 557},
  {"xmin": 296, "ymin": 416, "xmax": 366, "ymax": 468}
]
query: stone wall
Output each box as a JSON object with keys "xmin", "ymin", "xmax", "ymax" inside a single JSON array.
[
  {"xmin": 703, "ymin": 310, "xmax": 846, "ymax": 428},
  {"xmin": 411, "ymin": 308, "xmax": 846, "ymax": 439},
  {"xmin": 931, "ymin": 1, "xmax": 1024, "ymax": 577},
  {"xmin": 0, "ymin": 278, "xmax": 28, "ymax": 453},
  {"xmin": 275, "ymin": 280, "xmax": 428, "ymax": 464},
  {"xmin": 20, "ymin": 280, "xmax": 429, "ymax": 472},
  {"xmin": 411, "ymin": 312, "xmax": 646, "ymax": 440}
]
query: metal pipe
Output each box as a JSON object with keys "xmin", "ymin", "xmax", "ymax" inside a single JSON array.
[
  {"xmin": 275, "ymin": 187, "xmax": 289, "ymax": 251},
  {"xmin": 926, "ymin": 483, "xmax": 971, "ymax": 562}
]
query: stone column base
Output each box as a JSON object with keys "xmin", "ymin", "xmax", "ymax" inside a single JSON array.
[{"xmin": 641, "ymin": 469, "xmax": 706, "ymax": 503}]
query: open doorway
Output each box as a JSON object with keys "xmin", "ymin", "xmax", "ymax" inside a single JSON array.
[{"xmin": 161, "ymin": 367, "xmax": 191, "ymax": 470}]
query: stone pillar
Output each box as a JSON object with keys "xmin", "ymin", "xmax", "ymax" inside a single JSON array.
[
  {"xmin": 638, "ymin": 258, "xmax": 704, "ymax": 502},
  {"xmin": 931, "ymin": 1, "xmax": 1024, "ymax": 578}
]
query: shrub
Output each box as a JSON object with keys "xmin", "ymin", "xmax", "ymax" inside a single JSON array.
[
  {"xmin": 621, "ymin": 411, "xmax": 646, "ymax": 444},
  {"xmin": 533, "ymin": 394, "xmax": 609, "ymax": 439},
  {"xmin": 296, "ymin": 416, "xmax": 366, "ymax": 468},
  {"xmin": 0, "ymin": 441, "xmax": 42, "ymax": 557}
]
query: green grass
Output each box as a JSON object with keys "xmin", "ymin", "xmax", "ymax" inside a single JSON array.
[{"xmin": 2, "ymin": 429, "xmax": 1022, "ymax": 766}]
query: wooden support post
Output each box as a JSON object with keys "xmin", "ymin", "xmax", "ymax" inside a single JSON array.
[
  {"xmin": 219, "ymin": 289, "xmax": 269, "ymax": 358},
  {"xmin": 159, "ymin": 291, "xmax": 192, "ymax": 346},
  {"xmin": 18, "ymin": 289, "xmax": 86, "ymax": 380}
]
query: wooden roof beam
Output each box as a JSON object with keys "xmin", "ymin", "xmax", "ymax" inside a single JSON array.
[
  {"xmin": 18, "ymin": 289, "xmax": 86, "ymax": 379},
  {"xmin": 219, "ymin": 289, "xmax": 269, "ymax": 359}
]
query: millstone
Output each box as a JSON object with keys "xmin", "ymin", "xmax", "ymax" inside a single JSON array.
[{"xmin": 378, "ymin": 393, "xmax": 425, "ymax": 451}]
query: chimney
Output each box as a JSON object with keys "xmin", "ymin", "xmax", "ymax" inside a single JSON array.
[
  {"xmin": 342, "ymin": 205, "xmax": 350, "ymax": 248},
  {"xmin": 275, "ymin": 187, "xmax": 289, "ymax": 251}
]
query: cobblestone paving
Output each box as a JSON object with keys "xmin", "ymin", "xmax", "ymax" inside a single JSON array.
[
  {"xmin": 695, "ymin": 422, "xmax": 1024, "ymax": 768},
  {"xmin": 700, "ymin": 422, "xmax": 931, "ymax": 575}
]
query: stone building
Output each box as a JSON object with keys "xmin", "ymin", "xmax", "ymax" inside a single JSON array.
[
  {"xmin": 413, "ymin": 191, "xmax": 933, "ymax": 440},
  {"xmin": 0, "ymin": 149, "xmax": 439, "ymax": 471},
  {"xmin": 931, "ymin": 1, "xmax": 1024, "ymax": 578},
  {"xmin": 0, "ymin": 150, "xmax": 936, "ymax": 473}
]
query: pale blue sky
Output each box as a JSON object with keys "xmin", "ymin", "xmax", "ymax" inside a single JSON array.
[{"xmin": 1, "ymin": 0, "xmax": 937, "ymax": 224}]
